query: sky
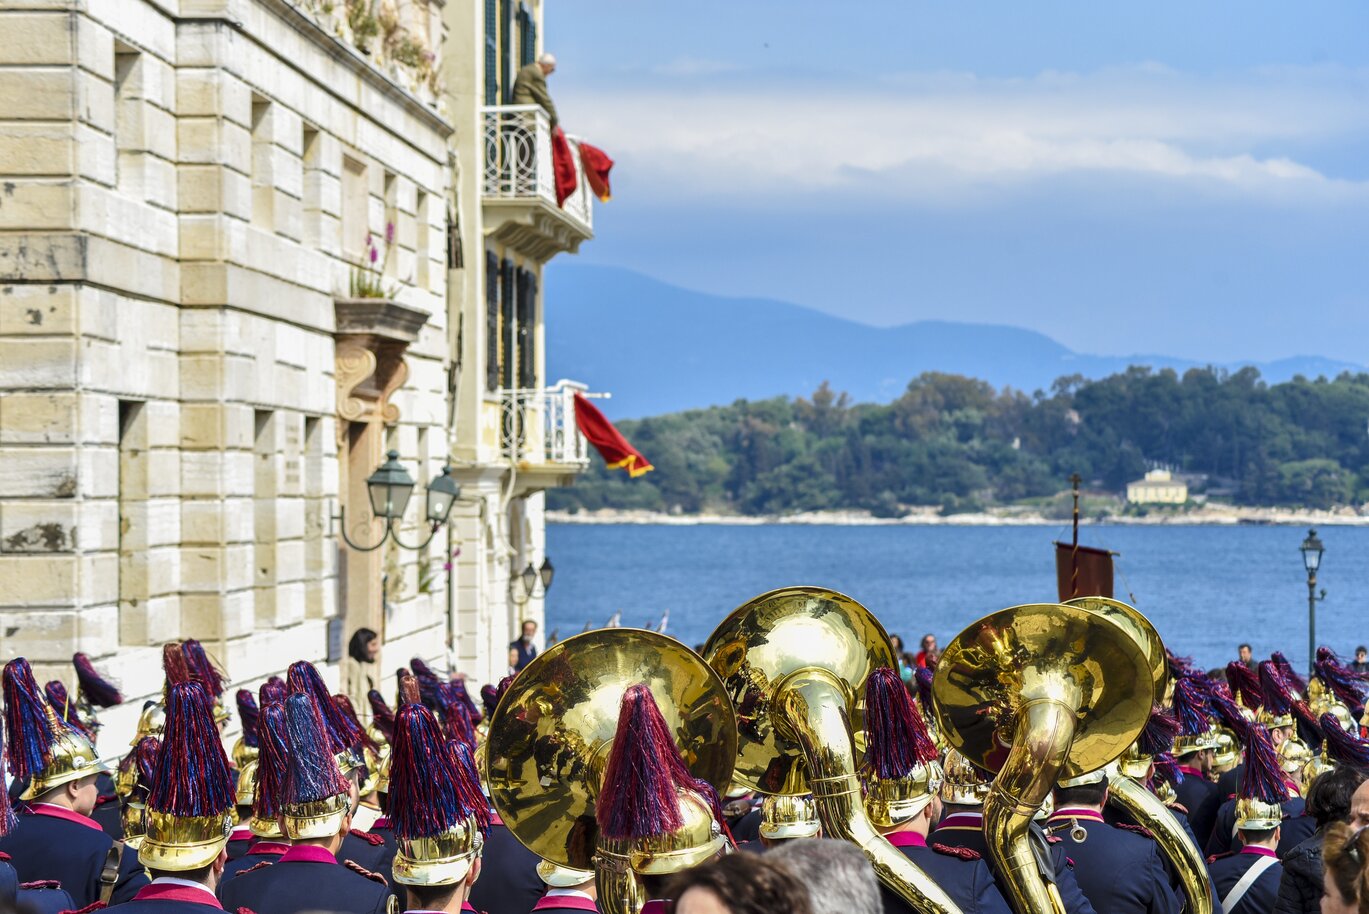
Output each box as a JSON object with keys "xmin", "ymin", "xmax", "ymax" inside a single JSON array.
[{"xmin": 543, "ymin": 1, "xmax": 1369, "ymax": 364}]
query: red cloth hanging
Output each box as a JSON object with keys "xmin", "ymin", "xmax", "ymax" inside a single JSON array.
[
  {"xmin": 578, "ymin": 141, "xmax": 615, "ymax": 201},
  {"xmin": 551, "ymin": 127, "xmax": 578, "ymax": 207},
  {"xmin": 573, "ymin": 392, "xmax": 653, "ymax": 477}
]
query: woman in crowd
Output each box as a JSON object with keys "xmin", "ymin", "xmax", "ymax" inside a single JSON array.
[
  {"xmin": 1322, "ymin": 821, "xmax": 1369, "ymax": 914},
  {"xmin": 344, "ymin": 627, "xmax": 380, "ymax": 713},
  {"xmin": 670, "ymin": 853, "xmax": 814, "ymax": 914}
]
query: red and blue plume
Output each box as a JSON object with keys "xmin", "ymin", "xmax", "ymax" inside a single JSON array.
[
  {"xmin": 331, "ymin": 694, "xmax": 378, "ymax": 753},
  {"xmin": 253, "ymin": 702, "xmax": 290, "ymax": 819},
  {"xmin": 282, "ymin": 692, "xmax": 348, "ymax": 805},
  {"xmin": 480, "ymin": 684, "xmax": 499, "ymax": 720},
  {"xmin": 1172, "ymin": 676, "xmax": 1213, "ymax": 738},
  {"xmin": 1315, "ymin": 648, "xmax": 1369, "ymax": 719},
  {"xmin": 181, "ymin": 640, "xmax": 226, "ymax": 699},
  {"xmin": 73, "ymin": 653, "xmax": 123, "ymax": 707},
  {"xmin": 1271, "ymin": 651, "xmax": 1307, "ymax": 696},
  {"xmin": 149, "ymin": 681, "xmax": 235, "ymax": 817},
  {"xmin": 1151, "ymin": 752, "xmax": 1184, "ymax": 790},
  {"xmin": 368, "ymin": 690, "xmax": 396, "ymax": 743},
  {"xmin": 44, "ymin": 681, "xmax": 90, "ymax": 737},
  {"xmin": 1166, "ymin": 650, "xmax": 1200, "ymax": 680},
  {"xmin": 1240, "ymin": 725, "xmax": 1290, "ymax": 805},
  {"xmin": 596, "ymin": 685, "xmax": 695, "ymax": 840},
  {"xmin": 410, "ymin": 657, "xmax": 443, "ymax": 710},
  {"xmin": 864, "ymin": 667, "xmax": 937, "ymax": 780},
  {"xmin": 133, "ymin": 736, "xmax": 160, "ymax": 793},
  {"xmin": 1208, "ymin": 684, "xmax": 1252, "ymax": 745},
  {"xmin": 1258, "ymin": 661, "xmax": 1294, "ymax": 717},
  {"xmin": 1320, "ymin": 713, "xmax": 1369, "ymax": 769},
  {"xmin": 287, "ymin": 661, "xmax": 359, "ymax": 757},
  {"xmin": 1226, "ymin": 662, "xmax": 1262, "ymax": 710},
  {"xmin": 389, "ymin": 700, "xmax": 468, "ymax": 842},
  {"xmin": 0, "ymin": 721, "xmax": 15, "ymax": 835},
  {"xmin": 1136, "ymin": 705, "xmax": 1181, "ymax": 757},
  {"xmin": 449, "ymin": 678, "xmax": 482, "ymax": 725},
  {"xmin": 237, "ymin": 690, "xmax": 260, "ymax": 749},
  {"xmin": 3, "ymin": 658, "xmax": 59, "ymax": 781},
  {"xmin": 259, "ymin": 678, "xmax": 287, "ymax": 709},
  {"xmin": 448, "ymin": 740, "xmax": 491, "ymax": 837},
  {"xmin": 690, "ymin": 776, "xmax": 734, "ymax": 847},
  {"xmin": 913, "ymin": 666, "xmax": 936, "ymax": 719},
  {"xmin": 163, "ymin": 642, "xmax": 193, "ymax": 687},
  {"xmin": 437, "ymin": 682, "xmax": 476, "ymax": 749}
]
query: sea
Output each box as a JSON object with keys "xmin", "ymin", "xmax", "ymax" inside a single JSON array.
[{"xmin": 545, "ymin": 522, "xmax": 1369, "ymax": 673}]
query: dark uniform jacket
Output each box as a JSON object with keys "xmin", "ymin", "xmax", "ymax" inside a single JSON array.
[
  {"xmin": 343, "ymin": 829, "xmax": 397, "ymax": 875},
  {"xmin": 91, "ymin": 792, "xmax": 123, "ymax": 840},
  {"xmin": 878, "ymin": 830, "xmax": 1013, "ymax": 914},
  {"xmin": 218, "ymin": 840, "xmax": 289, "ymax": 892},
  {"xmin": 1046, "ymin": 808, "xmax": 1183, "ymax": 914},
  {"xmin": 933, "ymin": 811, "xmax": 1096, "ymax": 914},
  {"xmin": 1209, "ymin": 847, "xmax": 1283, "ymax": 914},
  {"xmin": 109, "ymin": 879, "xmax": 233, "ymax": 914},
  {"xmin": 1, "ymin": 855, "xmax": 76, "ymax": 914},
  {"xmin": 0, "ymin": 803, "xmax": 148, "ymax": 907},
  {"xmin": 529, "ymin": 891, "xmax": 600, "ymax": 912},
  {"xmin": 1175, "ymin": 766, "xmax": 1223, "ymax": 850},
  {"xmin": 731, "ymin": 807, "xmax": 763, "ymax": 844},
  {"xmin": 1273, "ymin": 828, "xmax": 1325, "ymax": 914},
  {"xmin": 468, "ymin": 814, "xmax": 544, "ymax": 914},
  {"xmin": 218, "ymin": 844, "xmax": 393, "ymax": 914},
  {"xmin": 1103, "ymin": 795, "xmax": 1221, "ymax": 909},
  {"xmin": 227, "ymin": 825, "xmax": 254, "ymax": 861},
  {"xmin": 1204, "ymin": 798, "xmax": 1315, "ymax": 858}
]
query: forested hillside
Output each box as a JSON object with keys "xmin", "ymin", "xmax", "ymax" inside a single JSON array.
[{"xmin": 549, "ymin": 367, "xmax": 1369, "ymax": 516}]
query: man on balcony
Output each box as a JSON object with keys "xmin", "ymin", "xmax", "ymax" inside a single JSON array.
[{"xmin": 513, "ymin": 52, "xmax": 559, "ymax": 130}]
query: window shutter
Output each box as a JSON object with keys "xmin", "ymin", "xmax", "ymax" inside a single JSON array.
[
  {"xmin": 518, "ymin": 4, "xmax": 536, "ymax": 67},
  {"xmin": 518, "ymin": 268, "xmax": 537, "ymax": 389},
  {"xmin": 485, "ymin": 250, "xmax": 500, "ymax": 391},
  {"xmin": 499, "ymin": 0, "xmax": 513, "ymax": 104},
  {"xmin": 501, "ymin": 258, "xmax": 517, "ymax": 389},
  {"xmin": 483, "ymin": 0, "xmax": 498, "ymax": 105}
]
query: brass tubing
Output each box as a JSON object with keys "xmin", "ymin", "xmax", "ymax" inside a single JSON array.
[
  {"xmin": 1107, "ymin": 775, "xmax": 1213, "ymax": 914},
  {"xmin": 983, "ymin": 698, "xmax": 1072, "ymax": 914},
  {"xmin": 778, "ymin": 668, "xmax": 963, "ymax": 914},
  {"xmin": 594, "ymin": 839, "xmax": 645, "ymax": 914}
]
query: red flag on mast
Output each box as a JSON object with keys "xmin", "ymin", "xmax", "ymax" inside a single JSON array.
[
  {"xmin": 1053, "ymin": 542, "xmax": 1115, "ymax": 601},
  {"xmin": 573, "ymin": 392, "xmax": 653, "ymax": 478},
  {"xmin": 579, "ymin": 142, "xmax": 614, "ymax": 201}
]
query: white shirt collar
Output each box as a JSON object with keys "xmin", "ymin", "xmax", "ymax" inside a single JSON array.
[
  {"xmin": 545, "ymin": 889, "xmax": 594, "ymax": 900},
  {"xmin": 151, "ymin": 876, "xmax": 218, "ymax": 899}
]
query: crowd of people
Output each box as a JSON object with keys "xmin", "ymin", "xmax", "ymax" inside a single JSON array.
[{"xmin": 6, "ymin": 626, "xmax": 1369, "ymax": 914}]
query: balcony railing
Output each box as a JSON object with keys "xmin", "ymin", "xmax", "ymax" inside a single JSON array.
[
  {"xmin": 482, "ymin": 105, "xmax": 593, "ymax": 232},
  {"xmin": 499, "ymin": 380, "xmax": 607, "ymax": 468}
]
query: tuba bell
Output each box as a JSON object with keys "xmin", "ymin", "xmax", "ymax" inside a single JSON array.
[
  {"xmin": 702, "ymin": 586, "xmax": 963, "ymax": 914},
  {"xmin": 1064, "ymin": 597, "xmax": 1213, "ymax": 914},
  {"xmin": 484, "ymin": 628, "xmax": 737, "ymax": 914},
  {"xmin": 932, "ymin": 602, "xmax": 1155, "ymax": 914}
]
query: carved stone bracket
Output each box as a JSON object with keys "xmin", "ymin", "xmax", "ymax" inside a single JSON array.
[{"xmin": 333, "ymin": 297, "xmax": 430, "ymax": 440}]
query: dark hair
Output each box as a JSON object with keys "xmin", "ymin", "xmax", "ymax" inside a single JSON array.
[
  {"xmin": 1358, "ymin": 646, "xmax": 1367, "ymax": 655},
  {"xmin": 1238, "ymin": 826, "xmax": 1278, "ymax": 845},
  {"xmin": 1055, "ymin": 779, "xmax": 1109, "ymax": 808},
  {"xmin": 348, "ymin": 628, "xmax": 379, "ymax": 664},
  {"xmin": 405, "ymin": 883, "xmax": 462, "ymax": 910},
  {"xmin": 1322, "ymin": 820, "xmax": 1369, "ymax": 912},
  {"xmin": 1307, "ymin": 765, "xmax": 1369, "ymax": 827},
  {"xmin": 667, "ymin": 854, "xmax": 814, "ymax": 914},
  {"xmin": 150, "ymin": 863, "xmax": 214, "ymax": 882},
  {"xmin": 1239, "ymin": 644, "xmax": 1252, "ymax": 652}
]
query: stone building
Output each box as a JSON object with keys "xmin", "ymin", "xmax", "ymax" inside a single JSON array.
[{"xmin": 0, "ymin": 0, "xmax": 459, "ymax": 741}]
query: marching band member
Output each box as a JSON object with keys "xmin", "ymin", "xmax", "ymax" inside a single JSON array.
[{"xmin": 1206, "ymin": 725, "xmax": 1289, "ymax": 914}]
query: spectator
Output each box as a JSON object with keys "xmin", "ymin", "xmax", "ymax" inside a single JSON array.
[
  {"xmin": 1320, "ymin": 820, "xmax": 1369, "ymax": 914},
  {"xmin": 511, "ymin": 53, "xmax": 558, "ymax": 130},
  {"xmin": 344, "ymin": 627, "xmax": 379, "ymax": 714},
  {"xmin": 1238, "ymin": 643, "xmax": 1254, "ymax": 667},
  {"xmin": 510, "ymin": 620, "xmax": 539, "ymax": 672},
  {"xmin": 889, "ymin": 635, "xmax": 914, "ymax": 683},
  {"xmin": 770, "ymin": 839, "xmax": 881, "ymax": 914},
  {"xmin": 1352, "ymin": 647, "xmax": 1369, "ymax": 675},
  {"xmin": 1276, "ymin": 766, "xmax": 1368, "ymax": 914},
  {"xmin": 916, "ymin": 634, "xmax": 940, "ymax": 669},
  {"xmin": 669, "ymin": 854, "xmax": 814, "ymax": 914}
]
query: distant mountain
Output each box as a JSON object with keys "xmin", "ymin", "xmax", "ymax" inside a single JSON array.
[{"xmin": 545, "ymin": 265, "xmax": 1366, "ymax": 419}]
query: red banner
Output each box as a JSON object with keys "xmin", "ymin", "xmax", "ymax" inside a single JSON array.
[
  {"xmin": 579, "ymin": 142, "xmax": 614, "ymax": 201},
  {"xmin": 573, "ymin": 392, "xmax": 653, "ymax": 477},
  {"xmin": 1054, "ymin": 542, "xmax": 1114, "ymax": 601},
  {"xmin": 552, "ymin": 127, "xmax": 577, "ymax": 207}
]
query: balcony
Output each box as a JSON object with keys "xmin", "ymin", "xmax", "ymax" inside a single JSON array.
[
  {"xmin": 497, "ymin": 380, "xmax": 606, "ymax": 493},
  {"xmin": 482, "ymin": 105, "xmax": 595, "ymax": 260}
]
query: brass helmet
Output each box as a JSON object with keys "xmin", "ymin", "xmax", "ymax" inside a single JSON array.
[
  {"xmin": 1257, "ymin": 661, "xmax": 1297, "ymax": 731},
  {"xmin": 1211, "ymin": 727, "xmax": 1242, "ymax": 774},
  {"xmin": 1277, "ymin": 737, "xmax": 1313, "ymax": 788},
  {"xmin": 2, "ymin": 659, "xmax": 111, "ymax": 801},
  {"xmin": 861, "ymin": 668, "xmax": 944, "ymax": 828},
  {"xmin": 279, "ymin": 692, "xmax": 354, "ymax": 840},
  {"xmin": 235, "ymin": 757, "xmax": 259, "ymax": 808},
  {"xmin": 1234, "ymin": 726, "xmax": 1289, "ymax": 832},
  {"xmin": 119, "ymin": 736, "xmax": 161, "ymax": 850},
  {"xmin": 1171, "ymin": 677, "xmax": 1220, "ymax": 757},
  {"xmin": 131, "ymin": 700, "xmax": 166, "ymax": 747},
  {"xmin": 940, "ymin": 748, "xmax": 992, "ymax": 806},
  {"xmin": 759, "ymin": 794, "xmax": 821, "ymax": 840},
  {"xmin": 138, "ymin": 681, "xmax": 236, "ymax": 871},
  {"xmin": 537, "ymin": 860, "xmax": 594, "ymax": 888}
]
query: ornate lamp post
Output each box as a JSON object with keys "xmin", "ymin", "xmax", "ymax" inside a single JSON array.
[
  {"xmin": 510, "ymin": 558, "xmax": 555, "ymax": 606},
  {"xmin": 336, "ymin": 450, "xmax": 460, "ymax": 551},
  {"xmin": 1300, "ymin": 528, "xmax": 1327, "ymax": 674}
]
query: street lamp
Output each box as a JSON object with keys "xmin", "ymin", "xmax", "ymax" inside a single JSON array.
[
  {"xmin": 1300, "ymin": 528, "xmax": 1327, "ymax": 674},
  {"xmin": 337, "ymin": 450, "xmax": 460, "ymax": 551},
  {"xmin": 510, "ymin": 557, "xmax": 555, "ymax": 606}
]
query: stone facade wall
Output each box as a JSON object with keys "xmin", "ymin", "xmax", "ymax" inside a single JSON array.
[{"xmin": 0, "ymin": 0, "xmax": 454, "ymax": 747}]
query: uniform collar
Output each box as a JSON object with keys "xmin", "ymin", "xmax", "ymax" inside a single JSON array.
[
  {"xmin": 534, "ymin": 893, "xmax": 598, "ymax": 911},
  {"xmin": 135, "ymin": 878, "xmax": 223, "ymax": 908},
  {"xmin": 27, "ymin": 803, "xmax": 103, "ymax": 832},
  {"xmin": 229, "ymin": 826, "xmax": 253, "ymax": 841},
  {"xmin": 937, "ymin": 812, "xmax": 983, "ymax": 829},
  {"xmin": 248, "ymin": 842, "xmax": 291, "ymax": 856},
  {"xmin": 1241, "ymin": 846, "xmax": 1278, "ymax": 858},
  {"xmin": 279, "ymin": 845, "xmax": 339, "ymax": 865},
  {"xmin": 1050, "ymin": 807, "xmax": 1106, "ymax": 823},
  {"xmin": 884, "ymin": 831, "xmax": 928, "ymax": 848},
  {"xmin": 489, "ymin": 810, "xmax": 504, "ymax": 827},
  {"xmin": 1177, "ymin": 765, "xmax": 1205, "ymax": 779},
  {"xmin": 641, "ymin": 901, "xmax": 670, "ymax": 914}
]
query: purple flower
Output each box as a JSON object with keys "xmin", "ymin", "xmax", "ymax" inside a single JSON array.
[
  {"xmin": 369, "ymin": 245, "xmax": 378, "ymax": 264},
  {"xmin": 385, "ymin": 222, "xmax": 395, "ymax": 244}
]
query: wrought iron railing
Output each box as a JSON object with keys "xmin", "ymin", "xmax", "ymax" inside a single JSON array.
[
  {"xmin": 499, "ymin": 380, "xmax": 607, "ymax": 467},
  {"xmin": 481, "ymin": 105, "xmax": 593, "ymax": 230}
]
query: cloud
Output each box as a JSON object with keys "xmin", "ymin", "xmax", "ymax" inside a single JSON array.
[
  {"xmin": 561, "ymin": 65, "xmax": 1369, "ymax": 203},
  {"xmin": 650, "ymin": 56, "xmax": 742, "ymax": 78}
]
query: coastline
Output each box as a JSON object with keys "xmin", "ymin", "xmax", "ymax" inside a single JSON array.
[{"xmin": 547, "ymin": 504, "xmax": 1369, "ymax": 527}]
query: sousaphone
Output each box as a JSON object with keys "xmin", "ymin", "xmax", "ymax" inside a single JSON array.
[
  {"xmin": 703, "ymin": 586, "xmax": 963, "ymax": 914},
  {"xmin": 485, "ymin": 628, "xmax": 737, "ymax": 914},
  {"xmin": 932, "ymin": 603, "xmax": 1154, "ymax": 914}
]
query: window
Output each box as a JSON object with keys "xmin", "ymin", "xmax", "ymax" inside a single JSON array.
[
  {"xmin": 250, "ymin": 95, "xmax": 274, "ymax": 230},
  {"xmin": 501, "ymin": 258, "xmax": 517, "ymax": 390},
  {"xmin": 499, "ymin": 0, "xmax": 513, "ymax": 103},
  {"xmin": 383, "ymin": 171, "xmax": 397, "ymax": 277},
  {"xmin": 342, "ymin": 156, "xmax": 368, "ymax": 261},
  {"xmin": 301, "ymin": 126, "xmax": 321, "ymax": 248},
  {"xmin": 518, "ymin": 3, "xmax": 536, "ymax": 67},
  {"xmin": 113, "ymin": 44, "xmax": 142, "ymax": 194},
  {"xmin": 416, "ymin": 191, "xmax": 430, "ymax": 290},
  {"xmin": 484, "ymin": 0, "xmax": 499, "ymax": 105},
  {"xmin": 517, "ymin": 267, "xmax": 537, "ymax": 388},
  {"xmin": 486, "ymin": 250, "xmax": 500, "ymax": 391}
]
